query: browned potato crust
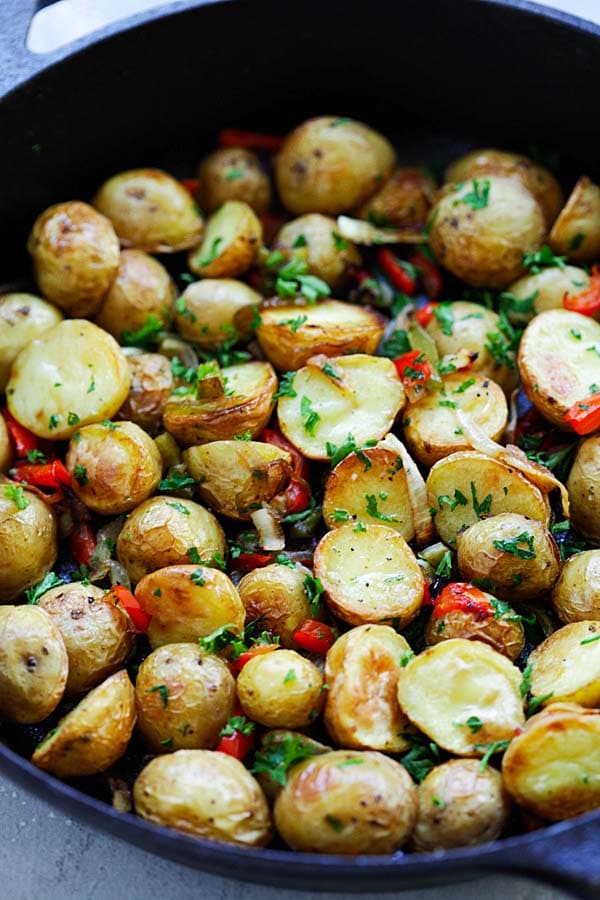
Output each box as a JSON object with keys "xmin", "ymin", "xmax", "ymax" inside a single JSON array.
[
  {"xmin": 94, "ymin": 249, "xmax": 175, "ymax": 339},
  {"xmin": 275, "ymin": 214, "xmax": 361, "ymax": 290},
  {"xmin": 236, "ymin": 649, "xmax": 324, "ymax": 728},
  {"xmin": 198, "ymin": 147, "xmax": 272, "ymax": 214},
  {"xmin": 552, "ymin": 551, "xmax": 600, "ymax": 623},
  {"xmin": 0, "ymin": 293, "xmax": 63, "ymax": 392},
  {"xmin": 567, "ymin": 435, "xmax": 600, "ymax": 544},
  {"xmin": 188, "ymin": 201, "xmax": 262, "ymax": 277},
  {"xmin": 357, "ymin": 166, "xmax": 436, "ymax": 230},
  {"xmin": 0, "ymin": 487, "xmax": 57, "ymax": 602},
  {"xmin": 549, "ymin": 176, "xmax": 600, "ymax": 263},
  {"xmin": 117, "ymin": 352, "xmax": 174, "ymax": 435},
  {"xmin": 237, "ymin": 564, "xmax": 312, "ymax": 648}
]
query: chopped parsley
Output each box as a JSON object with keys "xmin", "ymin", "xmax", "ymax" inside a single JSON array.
[
  {"xmin": 331, "ymin": 508, "xmax": 351, "ymax": 523},
  {"xmin": 300, "ymin": 395, "xmax": 320, "ymax": 436},
  {"xmin": 400, "ymin": 649, "xmax": 415, "ymax": 667},
  {"xmin": 365, "ymin": 493, "xmax": 396, "ymax": 522},
  {"xmin": 274, "ymin": 371, "xmax": 297, "ymax": 400},
  {"xmin": 159, "ymin": 470, "xmax": 196, "ymax": 492},
  {"xmin": 438, "ymin": 489, "xmax": 468, "ymax": 512},
  {"xmin": 581, "ymin": 633, "xmax": 600, "ymax": 646},
  {"xmin": 122, "ymin": 314, "xmax": 163, "ymax": 347},
  {"xmin": 67, "ymin": 412, "xmax": 80, "ymax": 426},
  {"xmin": 190, "ymin": 568, "xmax": 206, "ymax": 586},
  {"xmin": 25, "ymin": 449, "xmax": 47, "ymax": 464},
  {"xmin": 454, "ymin": 377, "xmax": 476, "ymax": 394},
  {"xmin": 399, "ymin": 733, "xmax": 441, "ymax": 783},
  {"xmin": 167, "ymin": 501, "xmax": 190, "ymax": 515},
  {"xmin": 251, "ymin": 733, "xmax": 319, "ymax": 786},
  {"xmin": 3, "ymin": 484, "xmax": 29, "ymax": 510},
  {"xmin": 435, "ymin": 550, "xmax": 453, "ymax": 579},
  {"xmin": 475, "ymin": 740, "xmax": 511, "ymax": 770},
  {"xmin": 485, "ymin": 311, "xmax": 522, "ymax": 369},
  {"xmin": 187, "ymin": 547, "xmax": 201, "ymax": 564},
  {"xmin": 278, "ymin": 314, "xmax": 308, "ymax": 333},
  {"xmin": 73, "ymin": 465, "xmax": 89, "ymax": 486},
  {"xmin": 380, "ymin": 329, "xmax": 411, "ymax": 359},
  {"xmin": 433, "ymin": 302, "xmax": 454, "ymax": 336},
  {"xmin": 197, "ymin": 236, "xmax": 223, "ymax": 269},
  {"xmin": 283, "ymin": 669, "xmax": 297, "ymax": 684},
  {"xmin": 48, "ymin": 414, "xmax": 60, "ymax": 430},
  {"xmin": 199, "ymin": 623, "xmax": 240, "ymax": 654},
  {"xmin": 332, "ymin": 231, "xmax": 348, "ymax": 250},
  {"xmin": 523, "ymin": 244, "xmax": 566, "ymax": 274},
  {"xmin": 274, "ymin": 257, "xmax": 330, "ymax": 304},
  {"xmin": 322, "ymin": 362, "xmax": 340, "ymax": 380},
  {"xmin": 471, "ymin": 481, "xmax": 492, "ymax": 518},
  {"xmin": 225, "ymin": 168, "xmax": 244, "ymax": 181},
  {"xmin": 492, "ymin": 531, "xmax": 535, "ymax": 559},
  {"xmin": 458, "ymin": 178, "xmax": 491, "ymax": 210},
  {"xmin": 304, "ymin": 574, "xmax": 325, "ymax": 612},
  {"xmin": 454, "ymin": 716, "xmax": 483, "ymax": 733},
  {"xmin": 145, "ymin": 684, "xmax": 169, "ymax": 708},
  {"xmin": 25, "ymin": 571, "xmax": 64, "ymax": 604},
  {"xmin": 220, "ymin": 716, "xmax": 254, "ymax": 736}
]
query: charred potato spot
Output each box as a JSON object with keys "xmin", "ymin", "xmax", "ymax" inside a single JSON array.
[
  {"xmin": 567, "ymin": 435, "xmax": 600, "ymax": 545},
  {"xmin": 552, "ymin": 551, "xmax": 600, "ymax": 623},
  {"xmin": 174, "ymin": 279, "xmax": 261, "ymax": 347},
  {"xmin": 237, "ymin": 564, "xmax": 312, "ymax": 648},
  {"xmin": 236, "ymin": 649, "xmax": 324, "ymax": 729},
  {"xmin": 0, "ymin": 293, "xmax": 63, "ymax": 392},
  {"xmin": 94, "ymin": 249, "xmax": 175, "ymax": 340},
  {"xmin": 528, "ymin": 622, "xmax": 600, "ymax": 708},
  {"xmin": 117, "ymin": 352, "xmax": 174, "ymax": 435},
  {"xmin": 275, "ymin": 214, "xmax": 361, "ymax": 290},
  {"xmin": 188, "ymin": 201, "xmax": 262, "ymax": 278},
  {"xmin": 0, "ymin": 489, "xmax": 57, "ymax": 602},
  {"xmin": 549, "ymin": 176, "xmax": 600, "ymax": 263},
  {"xmin": 198, "ymin": 147, "xmax": 272, "ymax": 214}
]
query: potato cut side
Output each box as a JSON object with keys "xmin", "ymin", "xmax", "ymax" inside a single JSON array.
[
  {"xmin": 403, "ymin": 373, "xmax": 508, "ymax": 467},
  {"xmin": 188, "ymin": 200, "xmax": 262, "ymax": 277},
  {"xmin": 396, "ymin": 639, "xmax": 524, "ymax": 755},
  {"xmin": 549, "ymin": 176, "xmax": 600, "ymax": 263},
  {"xmin": 502, "ymin": 703, "xmax": 600, "ymax": 820},
  {"xmin": 528, "ymin": 621, "xmax": 600, "ymax": 708},
  {"xmin": 426, "ymin": 451, "xmax": 550, "ymax": 545},
  {"xmin": 277, "ymin": 354, "xmax": 405, "ymax": 459},
  {"xmin": 507, "ymin": 266, "xmax": 590, "ymax": 321},
  {"xmin": 256, "ymin": 301, "xmax": 385, "ymax": 372},
  {"xmin": 518, "ymin": 310, "xmax": 600, "ymax": 429},
  {"xmin": 313, "ymin": 523, "xmax": 424, "ymax": 628}
]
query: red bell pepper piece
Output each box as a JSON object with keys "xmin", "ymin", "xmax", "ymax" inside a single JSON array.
[
  {"xmin": 234, "ymin": 551, "xmax": 274, "ymax": 573},
  {"xmin": 14, "ymin": 459, "xmax": 70, "ymax": 489},
  {"xmin": 70, "ymin": 523, "xmax": 97, "ymax": 568},
  {"xmin": 218, "ymin": 129, "xmax": 284, "ymax": 152},
  {"xmin": 230, "ymin": 642, "xmax": 278, "ymax": 673},
  {"xmin": 563, "ymin": 265, "xmax": 600, "ymax": 316},
  {"xmin": 262, "ymin": 427, "xmax": 309, "ymax": 480},
  {"xmin": 393, "ymin": 349, "xmax": 432, "ymax": 387},
  {"xmin": 422, "ymin": 581, "xmax": 432, "ymax": 606},
  {"xmin": 110, "ymin": 584, "xmax": 152, "ymax": 633},
  {"xmin": 292, "ymin": 619, "xmax": 336, "ymax": 655},
  {"xmin": 378, "ymin": 248, "xmax": 417, "ymax": 295},
  {"xmin": 409, "ymin": 249, "xmax": 443, "ymax": 300},
  {"xmin": 564, "ymin": 393, "xmax": 600, "ymax": 435},
  {"xmin": 180, "ymin": 178, "xmax": 200, "ymax": 196},
  {"xmin": 431, "ymin": 582, "xmax": 492, "ymax": 621},
  {"xmin": 284, "ymin": 477, "xmax": 311, "ymax": 516},
  {"xmin": 216, "ymin": 713, "xmax": 256, "ymax": 760},
  {"xmin": 414, "ymin": 301, "xmax": 439, "ymax": 327},
  {"xmin": 2, "ymin": 409, "xmax": 39, "ymax": 457}
]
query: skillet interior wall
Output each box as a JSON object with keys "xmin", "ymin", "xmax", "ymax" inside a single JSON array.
[{"xmin": 1, "ymin": 0, "xmax": 599, "ymax": 280}]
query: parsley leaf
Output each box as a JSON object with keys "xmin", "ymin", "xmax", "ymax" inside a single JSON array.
[
  {"xmin": 122, "ymin": 314, "xmax": 164, "ymax": 347},
  {"xmin": 523, "ymin": 244, "xmax": 566, "ymax": 274},
  {"xmin": 146, "ymin": 684, "xmax": 169, "ymax": 707},
  {"xmin": 251, "ymin": 733, "xmax": 319, "ymax": 786},
  {"xmin": 470, "ymin": 481, "xmax": 492, "ymax": 518},
  {"xmin": 493, "ymin": 531, "xmax": 535, "ymax": 559},
  {"xmin": 3, "ymin": 484, "xmax": 29, "ymax": 510},
  {"xmin": 433, "ymin": 302, "xmax": 454, "ymax": 336},
  {"xmin": 220, "ymin": 715, "xmax": 254, "ymax": 736},
  {"xmin": 274, "ymin": 371, "xmax": 297, "ymax": 400},
  {"xmin": 304, "ymin": 574, "xmax": 325, "ymax": 612},
  {"xmin": 380, "ymin": 329, "xmax": 411, "ymax": 359},
  {"xmin": 458, "ymin": 178, "xmax": 491, "ymax": 210},
  {"xmin": 399, "ymin": 733, "xmax": 441, "ymax": 783},
  {"xmin": 300, "ymin": 395, "xmax": 320, "ymax": 436},
  {"xmin": 25, "ymin": 571, "xmax": 64, "ymax": 604}
]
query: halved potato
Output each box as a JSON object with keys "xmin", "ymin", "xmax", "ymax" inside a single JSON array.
[
  {"xmin": 7, "ymin": 319, "xmax": 131, "ymax": 440},
  {"xmin": 94, "ymin": 249, "xmax": 175, "ymax": 340},
  {"xmin": 256, "ymin": 302, "xmax": 385, "ymax": 372},
  {"xmin": 237, "ymin": 563, "xmax": 312, "ymax": 648},
  {"xmin": 135, "ymin": 564, "xmax": 245, "ymax": 648},
  {"xmin": 552, "ymin": 550, "xmax": 600, "ymax": 623},
  {"xmin": 188, "ymin": 201, "xmax": 262, "ymax": 277},
  {"xmin": 31, "ymin": 670, "xmax": 136, "ymax": 777},
  {"xmin": 277, "ymin": 354, "xmax": 405, "ymax": 459},
  {"xmin": 197, "ymin": 147, "xmax": 272, "ymax": 214},
  {"xmin": 0, "ymin": 293, "xmax": 63, "ymax": 392},
  {"xmin": 324, "ymin": 624, "xmax": 412, "ymax": 751},
  {"xmin": 425, "ymin": 589, "xmax": 525, "ymax": 662},
  {"xmin": 549, "ymin": 176, "xmax": 600, "ymax": 263},
  {"xmin": 357, "ymin": 166, "xmax": 436, "ymax": 230},
  {"xmin": 528, "ymin": 621, "xmax": 600, "ymax": 708},
  {"xmin": 426, "ymin": 450, "xmax": 551, "ymax": 545},
  {"xmin": 0, "ymin": 487, "xmax": 57, "ymax": 602},
  {"xmin": 396, "ymin": 639, "xmax": 524, "ymax": 755},
  {"xmin": 163, "ymin": 360, "xmax": 277, "ymax": 446},
  {"xmin": 275, "ymin": 214, "xmax": 361, "ymax": 290},
  {"xmin": 506, "ymin": 265, "xmax": 590, "ymax": 323},
  {"xmin": 237, "ymin": 649, "xmax": 324, "ymax": 728},
  {"xmin": 313, "ymin": 523, "xmax": 424, "ymax": 628},
  {"xmin": 518, "ymin": 309, "xmax": 600, "ymax": 429},
  {"xmin": 117, "ymin": 352, "xmax": 174, "ymax": 435},
  {"xmin": 568, "ymin": 435, "xmax": 600, "ymax": 545},
  {"xmin": 404, "ymin": 373, "xmax": 508, "ymax": 467},
  {"xmin": 0, "ymin": 416, "xmax": 10, "ymax": 472},
  {"xmin": 174, "ymin": 279, "xmax": 261, "ymax": 347},
  {"xmin": 183, "ymin": 440, "xmax": 292, "ymax": 520},
  {"xmin": 502, "ymin": 702, "xmax": 600, "ymax": 820}
]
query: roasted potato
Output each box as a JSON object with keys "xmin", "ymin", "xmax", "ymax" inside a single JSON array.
[
  {"xmin": 134, "ymin": 749, "xmax": 272, "ymax": 846},
  {"xmin": 502, "ymin": 702, "xmax": 600, "ymax": 820},
  {"xmin": 117, "ymin": 352, "xmax": 174, "ymax": 435},
  {"xmin": 528, "ymin": 621, "xmax": 600, "ymax": 708},
  {"xmin": 253, "ymin": 730, "xmax": 332, "ymax": 801},
  {"xmin": 39, "ymin": 582, "xmax": 134, "ymax": 695},
  {"xmin": 396, "ymin": 639, "xmax": 524, "ymax": 755},
  {"xmin": 429, "ymin": 176, "xmax": 545, "ymax": 288},
  {"xmin": 518, "ymin": 309, "xmax": 600, "ymax": 429},
  {"xmin": 135, "ymin": 564, "xmax": 245, "ymax": 648},
  {"xmin": 0, "ymin": 605, "xmax": 67, "ymax": 723},
  {"xmin": 357, "ymin": 165, "xmax": 436, "ymax": 230},
  {"xmin": 66, "ymin": 420, "xmax": 163, "ymax": 515},
  {"xmin": 0, "ymin": 415, "xmax": 10, "ymax": 472},
  {"xmin": 188, "ymin": 200, "xmax": 261, "ymax": 277},
  {"xmin": 426, "ymin": 450, "xmax": 550, "ymax": 545},
  {"xmin": 567, "ymin": 435, "xmax": 600, "ymax": 544},
  {"xmin": 31, "ymin": 670, "xmax": 136, "ymax": 777},
  {"xmin": 183, "ymin": 440, "xmax": 292, "ymax": 520},
  {"xmin": 324, "ymin": 624, "xmax": 412, "ymax": 751},
  {"xmin": 456, "ymin": 513, "xmax": 560, "ymax": 602},
  {"xmin": 27, "ymin": 201, "xmax": 120, "ymax": 316},
  {"xmin": 314, "ymin": 523, "xmax": 424, "ymax": 628},
  {"xmin": 0, "ymin": 293, "xmax": 63, "ymax": 391},
  {"xmin": 236, "ymin": 649, "xmax": 323, "ymax": 728},
  {"xmin": 174, "ymin": 279, "xmax": 261, "ymax": 347},
  {"xmin": 163, "ymin": 360, "xmax": 277, "ymax": 446},
  {"xmin": 198, "ymin": 147, "xmax": 272, "ymax": 214},
  {"xmin": 275, "ymin": 215, "xmax": 361, "ymax": 290},
  {"xmin": 277, "ymin": 354, "xmax": 405, "ymax": 459},
  {"xmin": 0, "ymin": 486, "xmax": 57, "ymax": 602},
  {"xmin": 273, "ymin": 750, "xmax": 417, "ymax": 854},
  {"xmin": 256, "ymin": 303, "xmax": 385, "ymax": 372},
  {"xmin": 276, "ymin": 116, "xmax": 396, "ymax": 215},
  {"xmin": 505, "ymin": 265, "xmax": 590, "ymax": 323},
  {"xmin": 237, "ymin": 563, "xmax": 312, "ymax": 648},
  {"xmin": 411, "ymin": 759, "xmax": 511, "ymax": 851},
  {"xmin": 135, "ymin": 643, "xmax": 235, "ymax": 752},
  {"xmin": 7, "ymin": 319, "xmax": 131, "ymax": 440},
  {"xmin": 93, "ymin": 168, "xmax": 203, "ymax": 252},
  {"xmin": 117, "ymin": 495, "xmax": 226, "ymax": 584},
  {"xmin": 404, "ymin": 373, "xmax": 508, "ymax": 467},
  {"xmin": 549, "ymin": 176, "xmax": 600, "ymax": 263},
  {"xmin": 94, "ymin": 249, "xmax": 175, "ymax": 340},
  {"xmin": 552, "ymin": 550, "xmax": 600, "ymax": 623}
]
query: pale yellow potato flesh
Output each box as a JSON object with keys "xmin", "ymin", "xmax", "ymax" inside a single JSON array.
[
  {"xmin": 528, "ymin": 621, "xmax": 600, "ymax": 708},
  {"xmin": 549, "ymin": 176, "xmax": 600, "ymax": 263},
  {"xmin": 552, "ymin": 550, "xmax": 600, "ymax": 623},
  {"xmin": 507, "ymin": 265, "xmax": 590, "ymax": 321},
  {"xmin": 0, "ymin": 293, "xmax": 63, "ymax": 391},
  {"xmin": 188, "ymin": 200, "xmax": 262, "ymax": 277}
]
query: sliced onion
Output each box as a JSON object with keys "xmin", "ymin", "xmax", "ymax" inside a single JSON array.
[
  {"xmin": 336, "ymin": 216, "xmax": 425, "ymax": 246},
  {"xmin": 503, "ymin": 388, "xmax": 520, "ymax": 445},
  {"xmin": 380, "ymin": 434, "xmax": 433, "ymax": 546},
  {"xmin": 418, "ymin": 541, "xmax": 451, "ymax": 569},
  {"xmin": 108, "ymin": 559, "xmax": 131, "ymax": 590},
  {"xmin": 88, "ymin": 516, "xmax": 126, "ymax": 583},
  {"xmin": 456, "ymin": 410, "xmax": 504, "ymax": 458},
  {"xmin": 251, "ymin": 507, "xmax": 285, "ymax": 551}
]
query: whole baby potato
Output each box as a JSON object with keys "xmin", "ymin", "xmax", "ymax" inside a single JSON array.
[
  {"xmin": 174, "ymin": 278, "xmax": 261, "ymax": 347},
  {"xmin": 197, "ymin": 147, "xmax": 272, "ymax": 214},
  {"xmin": 0, "ymin": 293, "xmax": 63, "ymax": 391},
  {"xmin": 27, "ymin": 201, "xmax": 120, "ymax": 316},
  {"xmin": 0, "ymin": 487, "xmax": 57, "ymax": 602},
  {"xmin": 276, "ymin": 116, "xmax": 396, "ymax": 215},
  {"xmin": 134, "ymin": 749, "xmax": 272, "ymax": 846},
  {"xmin": 117, "ymin": 352, "xmax": 174, "ymax": 435},
  {"xmin": 425, "ymin": 590, "xmax": 525, "ymax": 663},
  {"xmin": 275, "ymin": 214, "xmax": 361, "ymax": 289},
  {"xmin": 135, "ymin": 643, "xmax": 236, "ymax": 752},
  {"xmin": 39, "ymin": 582, "xmax": 135, "ymax": 695},
  {"xmin": 0, "ymin": 605, "xmax": 67, "ymax": 723},
  {"xmin": 549, "ymin": 176, "xmax": 600, "ymax": 263},
  {"xmin": 66, "ymin": 420, "xmax": 162, "ymax": 515},
  {"xmin": 237, "ymin": 563, "xmax": 312, "ymax": 648},
  {"xmin": 94, "ymin": 249, "xmax": 175, "ymax": 340},
  {"xmin": 505, "ymin": 265, "xmax": 590, "ymax": 323},
  {"xmin": 117, "ymin": 496, "xmax": 226, "ymax": 584},
  {"xmin": 411, "ymin": 759, "xmax": 511, "ymax": 851},
  {"xmin": 94, "ymin": 168, "xmax": 204, "ymax": 252},
  {"xmin": 357, "ymin": 165, "xmax": 436, "ymax": 230},
  {"xmin": 429, "ymin": 175, "xmax": 546, "ymax": 288},
  {"xmin": 552, "ymin": 550, "xmax": 600, "ymax": 623},
  {"xmin": 236, "ymin": 649, "xmax": 324, "ymax": 728},
  {"xmin": 274, "ymin": 750, "xmax": 417, "ymax": 854},
  {"xmin": 568, "ymin": 435, "xmax": 600, "ymax": 545}
]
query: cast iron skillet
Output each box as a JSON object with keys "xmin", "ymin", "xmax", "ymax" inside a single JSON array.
[{"xmin": 1, "ymin": 0, "xmax": 600, "ymax": 895}]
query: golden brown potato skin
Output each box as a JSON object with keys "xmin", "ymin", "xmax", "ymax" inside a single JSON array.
[
  {"xmin": 134, "ymin": 749, "xmax": 272, "ymax": 846},
  {"xmin": 93, "ymin": 168, "xmax": 204, "ymax": 252},
  {"xmin": 236, "ymin": 649, "xmax": 324, "ymax": 728},
  {"xmin": 357, "ymin": 165, "xmax": 436, "ymax": 230},
  {"xmin": 552, "ymin": 550, "xmax": 600, "ymax": 623},
  {"xmin": 27, "ymin": 201, "xmax": 120, "ymax": 316},
  {"xmin": 506, "ymin": 265, "xmax": 590, "ymax": 322},
  {"xmin": 38, "ymin": 582, "xmax": 135, "ymax": 695},
  {"xmin": 411, "ymin": 759, "xmax": 511, "ymax": 851},
  {"xmin": 0, "ymin": 415, "xmax": 11, "ymax": 472},
  {"xmin": 425, "ymin": 600, "xmax": 525, "ymax": 663},
  {"xmin": 135, "ymin": 643, "xmax": 235, "ymax": 752},
  {"xmin": 117, "ymin": 496, "xmax": 226, "ymax": 584},
  {"xmin": 94, "ymin": 249, "xmax": 175, "ymax": 340},
  {"xmin": 0, "ymin": 605, "xmax": 67, "ymax": 723},
  {"xmin": 31, "ymin": 670, "xmax": 136, "ymax": 778},
  {"xmin": 174, "ymin": 279, "xmax": 261, "ymax": 348},
  {"xmin": 275, "ymin": 214, "xmax": 361, "ymax": 289},
  {"xmin": 237, "ymin": 564, "xmax": 312, "ymax": 648},
  {"xmin": 549, "ymin": 176, "xmax": 600, "ymax": 263},
  {"xmin": 274, "ymin": 750, "xmax": 417, "ymax": 854},
  {"xmin": 568, "ymin": 435, "xmax": 600, "ymax": 544},
  {"xmin": 187, "ymin": 201, "xmax": 262, "ymax": 278},
  {"xmin": 117, "ymin": 352, "xmax": 174, "ymax": 435},
  {"xmin": 0, "ymin": 293, "xmax": 63, "ymax": 392},
  {"xmin": 276, "ymin": 116, "xmax": 396, "ymax": 215},
  {"xmin": 0, "ymin": 488, "xmax": 57, "ymax": 602},
  {"xmin": 197, "ymin": 147, "xmax": 272, "ymax": 214},
  {"xmin": 66, "ymin": 420, "xmax": 162, "ymax": 515}
]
